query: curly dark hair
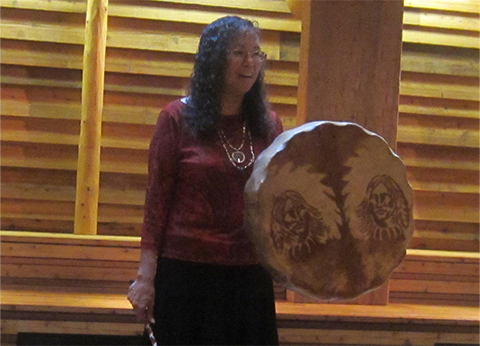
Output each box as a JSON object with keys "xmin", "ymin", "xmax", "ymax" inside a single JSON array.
[{"xmin": 183, "ymin": 16, "xmax": 272, "ymax": 138}]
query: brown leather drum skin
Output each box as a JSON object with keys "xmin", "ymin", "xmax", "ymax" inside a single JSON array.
[{"xmin": 245, "ymin": 121, "xmax": 414, "ymax": 300}]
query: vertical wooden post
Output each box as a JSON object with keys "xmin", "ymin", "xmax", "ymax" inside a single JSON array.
[
  {"xmin": 74, "ymin": 0, "xmax": 108, "ymax": 235},
  {"xmin": 296, "ymin": 0, "xmax": 403, "ymax": 150},
  {"xmin": 292, "ymin": 0, "xmax": 404, "ymax": 304}
]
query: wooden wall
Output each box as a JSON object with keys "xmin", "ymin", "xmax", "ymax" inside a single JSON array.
[{"xmin": 1, "ymin": 0, "xmax": 479, "ymax": 306}]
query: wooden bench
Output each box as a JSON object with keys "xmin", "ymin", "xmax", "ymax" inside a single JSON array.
[
  {"xmin": 2, "ymin": 231, "xmax": 479, "ymax": 346},
  {"xmin": 2, "ymin": 288, "xmax": 479, "ymax": 346}
]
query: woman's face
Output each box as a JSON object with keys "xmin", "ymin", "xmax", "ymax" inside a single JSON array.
[{"xmin": 222, "ymin": 31, "xmax": 263, "ymax": 100}]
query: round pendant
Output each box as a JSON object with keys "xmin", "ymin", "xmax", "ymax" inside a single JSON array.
[{"xmin": 231, "ymin": 151, "xmax": 246, "ymax": 164}]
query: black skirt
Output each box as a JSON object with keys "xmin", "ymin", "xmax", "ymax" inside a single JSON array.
[{"xmin": 150, "ymin": 257, "xmax": 279, "ymax": 346}]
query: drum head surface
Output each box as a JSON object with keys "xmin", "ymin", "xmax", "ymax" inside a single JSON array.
[{"xmin": 245, "ymin": 121, "xmax": 414, "ymax": 300}]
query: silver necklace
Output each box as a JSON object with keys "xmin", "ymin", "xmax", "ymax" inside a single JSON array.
[
  {"xmin": 218, "ymin": 123, "xmax": 247, "ymax": 163},
  {"xmin": 224, "ymin": 123, "xmax": 246, "ymax": 151},
  {"xmin": 217, "ymin": 123, "xmax": 255, "ymax": 170}
]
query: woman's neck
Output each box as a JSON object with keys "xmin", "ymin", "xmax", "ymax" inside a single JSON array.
[{"xmin": 221, "ymin": 95, "xmax": 243, "ymax": 116}]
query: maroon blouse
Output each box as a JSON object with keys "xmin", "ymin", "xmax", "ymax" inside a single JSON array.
[{"xmin": 141, "ymin": 99, "xmax": 283, "ymax": 265}]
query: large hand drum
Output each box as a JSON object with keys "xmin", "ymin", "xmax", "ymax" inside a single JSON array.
[{"xmin": 245, "ymin": 121, "xmax": 414, "ymax": 300}]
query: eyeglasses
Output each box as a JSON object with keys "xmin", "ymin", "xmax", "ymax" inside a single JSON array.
[{"xmin": 228, "ymin": 49, "xmax": 267, "ymax": 62}]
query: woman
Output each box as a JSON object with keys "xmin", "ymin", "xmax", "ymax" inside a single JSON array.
[{"xmin": 128, "ymin": 16, "xmax": 283, "ymax": 345}]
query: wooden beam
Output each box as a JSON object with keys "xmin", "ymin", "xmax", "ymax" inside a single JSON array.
[
  {"xmin": 413, "ymin": 190, "xmax": 479, "ymax": 223},
  {"xmin": 404, "ymin": 0, "xmax": 480, "ymax": 14},
  {"xmin": 1, "ymin": 142, "xmax": 148, "ymax": 174},
  {"xmin": 276, "ymin": 301, "xmax": 480, "ymax": 324},
  {"xmin": 0, "ymin": 0, "xmax": 291, "ymax": 14},
  {"xmin": 0, "ymin": 0, "xmax": 87, "ymax": 13},
  {"xmin": 1, "ymin": 183, "xmax": 145, "ymax": 206},
  {"xmin": 389, "ymin": 293, "xmax": 479, "ymax": 306},
  {"xmin": 398, "ymin": 143, "xmax": 479, "ymax": 171},
  {"xmin": 74, "ymin": 0, "xmax": 108, "ymax": 235},
  {"xmin": 407, "ymin": 167, "xmax": 479, "ymax": 194},
  {"xmin": 2, "ymin": 243, "xmax": 139, "ymax": 262},
  {"xmin": 409, "ymin": 233, "xmax": 479, "ymax": 252},
  {"xmin": 400, "ymin": 75, "xmax": 480, "ymax": 102},
  {"xmin": 107, "ymin": 2, "xmax": 300, "ymax": 32},
  {"xmin": 397, "ymin": 255, "xmax": 479, "ymax": 276},
  {"xmin": 1, "ymin": 142, "xmax": 79, "ymax": 171},
  {"xmin": 0, "ymin": 22, "xmax": 85, "ymax": 45},
  {"xmin": 296, "ymin": 0, "xmax": 403, "ymax": 149},
  {"xmin": 2, "ymin": 199, "xmax": 143, "ymax": 224},
  {"xmin": 413, "ymin": 219, "xmax": 480, "ymax": 239},
  {"xmin": 403, "ymin": 9, "xmax": 480, "ymax": 32},
  {"xmin": 0, "ymin": 290, "xmax": 134, "ymax": 312},
  {"xmin": 398, "ymin": 104, "xmax": 479, "ymax": 119},
  {"xmin": 1, "ymin": 130, "xmax": 78, "ymax": 146},
  {"xmin": 390, "ymin": 279, "xmax": 479, "ymax": 295},
  {"xmin": 148, "ymin": 0, "xmax": 292, "ymax": 13},
  {"xmin": 1, "ymin": 219, "xmax": 74, "ymax": 234},
  {"xmin": 406, "ymin": 248, "xmax": 480, "ymax": 260},
  {"xmin": 278, "ymin": 328, "xmax": 479, "ymax": 345},
  {"xmin": 1, "ymin": 199, "xmax": 75, "ymax": 221},
  {"xmin": 402, "ymin": 27, "xmax": 480, "ymax": 49},
  {"xmin": 401, "ymin": 50, "xmax": 479, "ymax": 78},
  {"xmin": 0, "ymin": 98, "xmax": 160, "ymax": 125},
  {"xmin": 398, "ymin": 125, "xmax": 479, "ymax": 148},
  {"xmin": 0, "ymin": 230, "xmax": 140, "ymax": 244}
]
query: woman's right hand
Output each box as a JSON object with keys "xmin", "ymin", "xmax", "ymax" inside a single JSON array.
[{"xmin": 128, "ymin": 278, "xmax": 156, "ymax": 324}]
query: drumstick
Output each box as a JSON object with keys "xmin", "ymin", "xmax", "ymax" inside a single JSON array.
[
  {"xmin": 145, "ymin": 323, "xmax": 158, "ymax": 346},
  {"xmin": 129, "ymin": 280, "xmax": 158, "ymax": 346}
]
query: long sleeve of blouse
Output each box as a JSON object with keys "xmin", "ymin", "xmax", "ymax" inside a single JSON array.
[{"xmin": 140, "ymin": 104, "xmax": 180, "ymax": 251}]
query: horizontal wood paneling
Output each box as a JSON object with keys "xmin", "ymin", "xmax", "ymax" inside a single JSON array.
[
  {"xmin": 409, "ymin": 220, "xmax": 479, "ymax": 252},
  {"xmin": 390, "ymin": 249, "xmax": 480, "ymax": 306},
  {"xmin": 405, "ymin": 0, "xmax": 480, "ymax": 13},
  {"xmin": 278, "ymin": 328, "xmax": 479, "ymax": 345},
  {"xmin": 0, "ymin": 231, "xmax": 141, "ymax": 284}
]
